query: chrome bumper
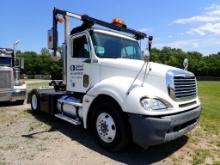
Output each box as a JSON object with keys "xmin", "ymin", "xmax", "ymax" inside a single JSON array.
[{"xmin": 0, "ymin": 89, "xmax": 26, "ymax": 102}]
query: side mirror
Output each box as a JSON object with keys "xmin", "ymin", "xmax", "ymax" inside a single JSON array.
[
  {"xmin": 143, "ymin": 49, "xmax": 150, "ymax": 61},
  {"xmin": 48, "ymin": 28, "xmax": 54, "ymax": 49},
  {"xmin": 143, "ymin": 35, "xmax": 153, "ymax": 62},
  {"xmin": 183, "ymin": 58, "xmax": 189, "ymax": 70}
]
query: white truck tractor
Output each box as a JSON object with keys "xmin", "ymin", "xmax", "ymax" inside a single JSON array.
[
  {"xmin": 0, "ymin": 48, "xmax": 26, "ymax": 104},
  {"xmin": 28, "ymin": 8, "xmax": 201, "ymax": 151}
]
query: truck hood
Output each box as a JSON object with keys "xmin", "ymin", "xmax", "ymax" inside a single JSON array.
[
  {"xmin": 99, "ymin": 58, "xmax": 191, "ymax": 97},
  {"xmin": 99, "ymin": 58, "xmax": 183, "ymax": 78}
]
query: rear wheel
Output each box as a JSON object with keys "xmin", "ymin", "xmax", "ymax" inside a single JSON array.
[
  {"xmin": 31, "ymin": 92, "xmax": 40, "ymax": 113},
  {"xmin": 92, "ymin": 102, "xmax": 130, "ymax": 151}
]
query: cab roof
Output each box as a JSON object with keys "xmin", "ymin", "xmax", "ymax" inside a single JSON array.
[{"xmin": 70, "ymin": 23, "xmax": 137, "ymax": 41}]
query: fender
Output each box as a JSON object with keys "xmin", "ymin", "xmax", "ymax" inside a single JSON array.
[{"xmin": 81, "ymin": 76, "xmax": 131, "ymax": 128}]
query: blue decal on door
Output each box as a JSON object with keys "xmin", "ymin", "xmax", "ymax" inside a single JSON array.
[{"xmin": 70, "ymin": 65, "xmax": 76, "ymax": 71}]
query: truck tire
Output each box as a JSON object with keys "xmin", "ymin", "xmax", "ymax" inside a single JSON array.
[
  {"xmin": 92, "ymin": 102, "xmax": 130, "ymax": 152},
  {"xmin": 30, "ymin": 92, "xmax": 40, "ymax": 113}
]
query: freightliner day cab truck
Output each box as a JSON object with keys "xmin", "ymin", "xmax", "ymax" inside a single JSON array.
[
  {"xmin": 29, "ymin": 8, "xmax": 202, "ymax": 151},
  {"xmin": 0, "ymin": 48, "xmax": 26, "ymax": 104}
]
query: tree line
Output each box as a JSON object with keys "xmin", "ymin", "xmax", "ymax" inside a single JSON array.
[
  {"xmin": 151, "ymin": 47, "xmax": 220, "ymax": 77},
  {"xmin": 17, "ymin": 47, "xmax": 220, "ymax": 78},
  {"xmin": 17, "ymin": 48, "xmax": 62, "ymax": 79}
]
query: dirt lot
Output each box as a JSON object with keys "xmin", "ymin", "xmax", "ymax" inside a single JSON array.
[{"xmin": 0, "ymin": 102, "xmax": 219, "ymax": 165}]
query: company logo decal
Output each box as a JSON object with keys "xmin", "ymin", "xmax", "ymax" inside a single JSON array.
[
  {"xmin": 70, "ymin": 65, "xmax": 76, "ymax": 71},
  {"xmin": 70, "ymin": 64, "xmax": 83, "ymax": 72},
  {"xmin": 70, "ymin": 64, "xmax": 84, "ymax": 76}
]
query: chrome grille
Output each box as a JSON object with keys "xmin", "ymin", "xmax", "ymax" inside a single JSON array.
[
  {"xmin": 174, "ymin": 76, "xmax": 196, "ymax": 99},
  {"xmin": 166, "ymin": 70, "xmax": 197, "ymax": 101},
  {"xmin": 0, "ymin": 70, "xmax": 12, "ymax": 90}
]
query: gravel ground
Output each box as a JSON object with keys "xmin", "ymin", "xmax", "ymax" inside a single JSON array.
[{"xmin": 0, "ymin": 102, "xmax": 219, "ymax": 165}]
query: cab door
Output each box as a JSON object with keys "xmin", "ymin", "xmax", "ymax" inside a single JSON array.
[{"xmin": 67, "ymin": 33, "xmax": 92, "ymax": 93}]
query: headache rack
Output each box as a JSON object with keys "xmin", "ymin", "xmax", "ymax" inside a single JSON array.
[{"xmin": 51, "ymin": 8, "xmax": 150, "ymax": 56}]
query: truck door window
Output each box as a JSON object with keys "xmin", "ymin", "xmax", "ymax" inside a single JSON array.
[{"xmin": 72, "ymin": 35, "xmax": 90, "ymax": 58}]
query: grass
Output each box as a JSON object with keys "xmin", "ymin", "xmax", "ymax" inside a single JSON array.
[
  {"xmin": 192, "ymin": 149, "xmax": 210, "ymax": 165},
  {"xmin": 189, "ymin": 81, "xmax": 220, "ymax": 164},
  {"xmin": 198, "ymin": 81, "xmax": 220, "ymax": 134},
  {"xmin": 24, "ymin": 80, "xmax": 50, "ymax": 91},
  {"xmin": 213, "ymin": 161, "xmax": 220, "ymax": 165}
]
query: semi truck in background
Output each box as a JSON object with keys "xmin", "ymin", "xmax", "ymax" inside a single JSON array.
[
  {"xmin": 28, "ymin": 8, "xmax": 202, "ymax": 151},
  {"xmin": 0, "ymin": 48, "xmax": 26, "ymax": 104}
]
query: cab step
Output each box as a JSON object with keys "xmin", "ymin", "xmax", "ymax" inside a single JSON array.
[{"xmin": 55, "ymin": 113, "xmax": 82, "ymax": 125}]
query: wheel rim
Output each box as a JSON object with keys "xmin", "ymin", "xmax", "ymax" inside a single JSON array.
[
  {"xmin": 31, "ymin": 94, "xmax": 37, "ymax": 110},
  {"xmin": 96, "ymin": 112, "xmax": 116, "ymax": 143}
]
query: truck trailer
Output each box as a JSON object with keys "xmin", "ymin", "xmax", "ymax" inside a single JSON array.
[
  {"xmin": 0, "ymin": 48, "xmax": 26, "ymax": 104},
  {"xmin": 28, "ymin": 8, "xmax": 202, "ymax": 151}
]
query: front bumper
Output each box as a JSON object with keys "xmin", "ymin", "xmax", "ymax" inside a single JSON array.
[
  {"xmin": 128, "ymin": 106, "xmax": 201, "ymax": 149},
  {"xmin": 0, "ymin": 89, "xmax": 26, "ymax": 102}
]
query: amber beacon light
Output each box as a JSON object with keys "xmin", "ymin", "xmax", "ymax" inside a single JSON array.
[
  {"xmin": 56, "ymin": 15, "xmax": 65, "ymax": 23},
  {"xmin": 112, "ymin": 18, "xmax": 127, "ymax": 27}
]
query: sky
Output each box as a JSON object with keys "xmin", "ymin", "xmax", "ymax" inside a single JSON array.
[{"xmin": 1, "ymin": 0, "xmax": 220, "ymax": 55}]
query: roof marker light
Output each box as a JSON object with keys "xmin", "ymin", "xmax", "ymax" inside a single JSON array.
[{"xmin": 112, "ymin": 18, "xmax": 127, "ymax": 27}]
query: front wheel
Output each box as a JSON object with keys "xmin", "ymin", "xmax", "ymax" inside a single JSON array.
[
  {"xmin": 92, "ymin": 102, "xmax": 130, "ymax": 151},
  {"xmin": 96, "ymin": 112, "xmax": 117, "ymax": 144}
]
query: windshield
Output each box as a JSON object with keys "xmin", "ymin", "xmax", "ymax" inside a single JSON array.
[
  {"xmin": 91, "ymin": 32, "xmax": 142, "ymax": 60},
  {"xmin": 0, "ymin": 57, "xmax": 12, "ymax": 67}
]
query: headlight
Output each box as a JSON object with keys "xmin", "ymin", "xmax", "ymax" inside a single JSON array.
[{"xmin": 140, "ymin": 97, "xmax": 170, "ymax": 111}]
